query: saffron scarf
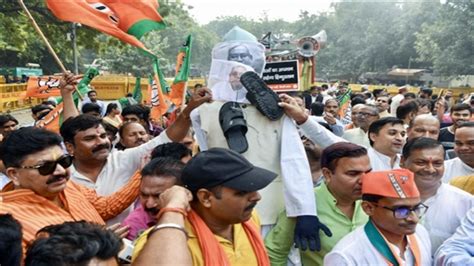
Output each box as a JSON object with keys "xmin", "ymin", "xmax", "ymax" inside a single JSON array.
[
  {"xmin": 187, "ymin": 210, "xmax": 270, "ymax": 266},
  {"xmin": 364, "ymin": 219, "xmax": 422, "ymax": 266}
]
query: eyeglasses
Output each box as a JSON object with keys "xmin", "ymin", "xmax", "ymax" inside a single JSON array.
[
  {"xmin": 374, "ymin": 203, "xmax": 428, "ymax": 219},
  {"xmin": 19, "ymin": 154, "xmax": 73, "ymax": 175},
  {"xmin": 229, "ymin": 53, "xmax": 251, "ymax": 60},
  {"xmin": 354, "ymin": 112, "xmax": 378, "ymax": 117}
]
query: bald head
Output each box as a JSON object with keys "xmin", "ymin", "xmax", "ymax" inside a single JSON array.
[{"xmin": 407, "ymin": 114, "xmax": 440, "ymax": 140}]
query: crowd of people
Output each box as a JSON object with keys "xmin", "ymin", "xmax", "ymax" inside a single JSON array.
[{"xmin": 0, "ymin": 28, "xmax": 473, "ymax": 266}]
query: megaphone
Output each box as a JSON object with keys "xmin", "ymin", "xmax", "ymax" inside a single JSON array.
[{"xmin": 297, "ymin": 30, "xmax": 327, "ymax": 57}]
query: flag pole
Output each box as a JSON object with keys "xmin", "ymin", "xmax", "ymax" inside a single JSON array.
[
  {"xmin": 181, "ymin": 81, "xmax": 188, "ymax": 111},
  {"xmin": 18, "ymin": 0, "xmax": 83, "ymax": 100}
]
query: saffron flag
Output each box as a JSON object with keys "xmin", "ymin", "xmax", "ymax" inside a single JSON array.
[
  {"xmin": 25, "ymin": 76, "xmax": 61, "ymax": 98},
  {"xmin": 132, "ymin": 77, "xmax": 143, "ymax": 103},
  {"xmin": 149, "ymin": 60, "xmax": 169, "ymax": 120},
  {"xmin": 46, "ymin": 0, "xmax": 165, "ymax": 56},
  {"xmin": 36, "ymin": 68, "xmax": 99, "ymax": 133},
  {"xmin": 169, "ymin": 35, "xmax": 192, "ymax": 107},
  {"xmin": 36, "ymin": 102, "xmax": 64, "ymax": 133}
]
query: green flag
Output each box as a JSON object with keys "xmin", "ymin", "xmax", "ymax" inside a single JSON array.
[{"xmin": 132, "ymin": 77, "xmax": 143, "ymax": 103}]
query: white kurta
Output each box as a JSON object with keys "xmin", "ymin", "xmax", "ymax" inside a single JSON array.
[
  {"xmin": 434, "ymin": 207, "xmax": 474, "ymax": 266},
  {"xmin": 324, "ymin": 225, "xmax": 432, "ymax": 266},
  {"xmin": 343, "ymin": 127, "xmax": 370, "ymax": 148},
  {"xmin": 443, "ymin": 157, "xmax": 474, "ymax": 183},
  {"xmin": 421, "ymin": 183, "xmax": 474, "ymax": 254},
  {"xmin": 71, "ymin": 132, "xmax": 171, "ymax": 225},
  {"xmin": 367, "ymin": 147, "xmax": 401, "ymax": 171},
  {"xmin": 191, "ymin": 102, "xmax": 316, "ymax": 225}
]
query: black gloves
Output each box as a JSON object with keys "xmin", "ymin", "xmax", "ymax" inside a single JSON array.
[{"xmin": 294, "ymin": 215, "xmax": 332, "ymax": 251}]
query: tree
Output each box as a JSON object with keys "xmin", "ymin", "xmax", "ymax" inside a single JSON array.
[{"xmin": 415, "ymin": 0, "xmax": 474, "ymax": 77}]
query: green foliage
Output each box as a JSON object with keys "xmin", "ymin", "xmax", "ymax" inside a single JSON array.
[{"xmin": 0, "ymin": 0, "xmax": 471, "ymax": 80}]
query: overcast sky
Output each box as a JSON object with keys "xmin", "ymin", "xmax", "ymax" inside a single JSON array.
[{"xmin": 181, "ymin": 0, "xmax": 336, "ymax": 25}]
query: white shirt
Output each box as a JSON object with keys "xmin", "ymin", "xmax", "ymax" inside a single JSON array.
[
  {"xmin": 0, "ymin": 173, "xmax": 10, "ymax": 190},
  {"xmin": 368, "ymin": 147, "xmax": 401, "ymax": 171},
  {"xmin": 421, "ymin": 183, "xmax": 474, "ymax": 254},
  {"xmin": 343, "ymin": 127, "xmax": 370, "ymax": 148},
  {"xmin": 391, "ymin": 94, "xmax": 404, "ymax": 116},
  {"xmin": 80, "ymin": 97, "xmax": 106, "ymax": 116},
  {"xmin": 434, "ymin": 207, "xmax": 474, "ymax": 266},
  {"xmin": 70, "ymin": 131, "xmax": 171, "ymax": 225},
  {"xmin": 443, "ymin": 157, "xmax": 474, "ymax": 183},
  {"xmin": 324, "ymin": 225, "xmax": 432, "ymax": 266}
]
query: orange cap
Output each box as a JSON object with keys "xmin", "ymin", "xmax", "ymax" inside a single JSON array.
[{"xmin": 362, "ymin": 169, "xmax": 419, "ymax": 198}]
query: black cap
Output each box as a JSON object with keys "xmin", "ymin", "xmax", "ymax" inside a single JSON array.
[{"xmin": 182, "ymin": 148, "xmax": 277, "ymax": 192}]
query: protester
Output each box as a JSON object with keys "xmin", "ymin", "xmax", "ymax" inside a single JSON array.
[
  {"xmin": 102, "ymin": 103, "xmax": 122, "ymax": 129},
  {"xmin": 303, "ymin": 139, "xmax": 323, "ymax": 185},
  {"xmin": 344, "ymin": 103, "xmax": 363, "ymax": 130},
  {"xmin": 324, "ymin": 169, "xmax": 432, "ymax": 265},
  {"xmin": 407, "ymin": 114, "xmax": 440, "ymax": 140},
  {"xmin": 368, "ymin": 117, "xmax": 406, "ymax": 170},
  {"xmin": 122, "ymin": 157, "xmax": 184, "ymax": 240},
  {"xmin": 304, "ymin": 86, "xmax": 323, "ymax": 109},
  {"xmin": 434, "ymin": 207, "xmax": 474, "ymax": 266},
  {"xmin": 115, "ymin": 121, "xmax": 150, "ymax": 150},
  {"xmin": 343, "ymin": 104, "xmax": 379, "ymax": 147},
  {"xmin": 390, "ymin": 86, "xmax": 408, "ymax": 116},
  {"xmin": 81, "ymin": 89, "xmax": 106, "ymax": 116},
  {"xmin": 81, "ymin": 102, "xmax": 102, "ymax": 117},
  {"xmin": 401, "ymin": 137, "xmax": 473, "ymax": 253},
  {"xmin": 416, "ymin": 98, "xmax": 432, "ymax": 115},
  {"xmin": 151, "ymin": 142, "xmax": 193, "ymax": 163},
  {"xmin": 265, "ymin": 143, "xmax": 370, "ymax": 266},
  {"xmin": 28, "ymin": 104, "xmax": 53, "ymax": 127},
  {"xmin": 438, "ymin": 103, "xmax": 472, "ymax": 151},
  {"xmin": 0, "ymin": 127, "xmax": 139, "ymax": 252},
  {"xmin": 25, "ymin": 221, "xmax": 122, "ymax": 266},
  {"xmin": 443, "ymin": 122, "xmax": 474, "ymax": 182},
  {"xmin": 0, "ymin": 214, "xmax": 23, "ymax": 266},
  {"xmin": 133, "ymin": 185, "xmax": 193, "ymax": 265},
  {"xmin": 311, "ymin": 98, "xmax": 344, "ymax": 136},
  {"xmin": 375, "ymin": 94, "xmax": 391, "ymax": 118},
  {"xmin": 0, "ymin": 114, "xmax": 19, "ymax": 136},
  {"xmin": 59, "ymin": 83, "xmax": 211, "ymax": 224},
  {"xmin": 133, "ymin": 148, "xmax": 277, "ymax": 265},
  {"xmin": 396, "ymin": 101, "xmax": 419, "ymax": 128},
  {"xmin": 121, "ymin": 104, "xmax": 163, "ymax": 137}
]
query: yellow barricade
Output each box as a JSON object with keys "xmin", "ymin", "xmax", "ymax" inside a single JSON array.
[{"xmin": 0, "ymin": 83, "xmax": 43, "ymax": 113}]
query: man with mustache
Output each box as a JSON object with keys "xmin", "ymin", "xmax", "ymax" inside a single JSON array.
[
  {"xmin": 0, "ymin": 127, "xmax": 141, "ymax": 253},
  {"xmin": 133, "ymin": 148, "xmax": 277, "ymax": 265},
  {"xmin": 115, "ymin": 121, "xmax": 150, "ymax": 150},
  {"xmin": 265, "ymin": 142, "xmax": 371, "ymax": 266},
  {"xmin": 325, "ymin": 169, "xmax": 432, "ymax": 265},
  {"xmin": 59, "ymin": 81, "xmax": 211, "ymax": 225},
  {"xmin": 122, "ymin": 157, "xmax": 185, "ymax": 240},
  {"xmin": 400, "ymin": 137, "xmax": 473, "ymax": 254},
  {"xmin": 443, "ymin": 122, "xmax": 474, "ymax": 183}
]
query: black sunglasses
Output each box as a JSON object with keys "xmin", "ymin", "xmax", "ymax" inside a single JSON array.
[{"xmin": 19, "ymin": 154, "xmax": 73, "ymax": 175}]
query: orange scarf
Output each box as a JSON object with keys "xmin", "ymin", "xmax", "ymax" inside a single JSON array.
[{"xmin": 187, "ymin": 210, "xmax": 270, "ymax": 266}]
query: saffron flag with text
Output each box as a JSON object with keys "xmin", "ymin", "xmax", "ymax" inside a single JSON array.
[
  {"xmin": 169, "ymin": 35, "xmax": 192, "ymax": 107},
  {"xmin": 25, "ymin": 76, "xmax": 61, "ymax": 98},
  {"xmin": 149, "ymin": 60, "xmax": 169, "ymax": 120},
  {"xmin": 36, "ymin": 68, "xmax": 99, "ymax": 133},
  {"xmin": 46, "ymin": 0, "xmax": 165, "ymax": 56}
]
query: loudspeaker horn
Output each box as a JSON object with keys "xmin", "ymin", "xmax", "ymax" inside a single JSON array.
[{"xmin": 297, "ymin": 30, "xmax": 327, "ymax": 57}]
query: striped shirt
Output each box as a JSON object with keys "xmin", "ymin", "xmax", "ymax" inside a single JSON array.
[{"xmin": 0, "ymin": 171, "xmax": 141, "ymax": 252}]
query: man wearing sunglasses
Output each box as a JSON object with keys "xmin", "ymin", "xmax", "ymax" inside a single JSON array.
[
  {"xmin": 0, "ymin": 127, "xmax": 141, "ymax": 253},
  {"xmin": 325, "ymin": 169, "xmax": 432, "ymax": 265},
  {"xmin": 401, "ymin": 137, "xmax": 474, "ymax": 255}
]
